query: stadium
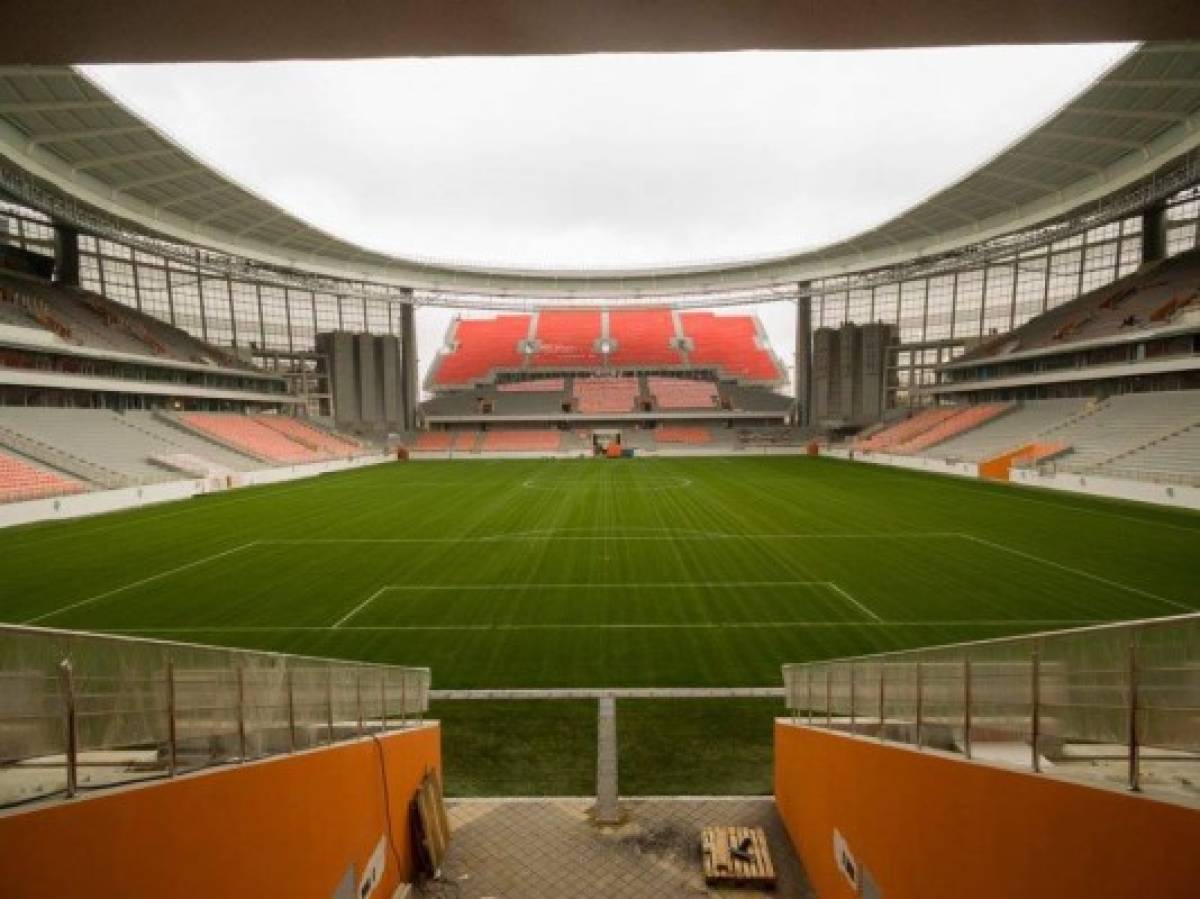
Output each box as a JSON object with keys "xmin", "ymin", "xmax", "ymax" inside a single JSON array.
[{"xmin": 1, "ymin": 7, "xmax": 1199, "ymax": 899}]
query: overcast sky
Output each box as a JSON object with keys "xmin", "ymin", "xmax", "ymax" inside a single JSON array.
[{"xmin": 86, "ymin": 44, "xmax": 1131, "ymax": 394}]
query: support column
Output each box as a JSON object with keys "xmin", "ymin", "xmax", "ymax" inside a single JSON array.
[
  {"xmin": 594, "ymin": 696, "xmax": 620, "ymax": 824},
  {"xmin": 399, "ymin": 299, "xmax": 419, "ymax": 431},
  {"xmin": 795, "ymin": 286, "xmax": 813, "ymax": 427},
  {"xmin": 1142, "ymin": 202, "xmax": 1168, "ymax": 264},
  {"xmin": 52, "ymin": 221, "xmax": 80, "ymax": 287}
]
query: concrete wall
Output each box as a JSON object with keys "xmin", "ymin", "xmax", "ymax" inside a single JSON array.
[
  {"xmin": 812, "ymin": 327, "xmax": 840, "ymax": 421},
  {"xmin": 1010, "ymin": 467, "xmax": 1200, "ymax": 511},
  {"xmin": 0, "ymin": 455, "xmax": 391, "ymax": 530},
  {"xmin": 821, "ymin": 446, "xmax": 979, "ymax": 478},
  {"xmin": 380, "ymin": 336, "xmax": 402, "ymax": 425},
  {"xmin": 838, "ymin": 323, "xmax": 861, "ymax": 421},
  {"xmin": 0, "ymin": 724, "xmax": 441, "ymax": 899},
  {"xmin": 774, "ymin": 721, "xmax": 1200, "ymax": 899},
  {"xmin": 356, "ymin": 333, "xmax": 381, "ymax": 426}
]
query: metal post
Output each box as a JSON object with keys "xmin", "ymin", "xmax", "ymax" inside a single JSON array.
[
  {"xmin": 1128, "ymin": 640, "xmax": 1140, "ymax": 792},
  {"xmin": 963, "ymin": 657, "xmax": 972, "ymax": 760},
  {"xmin": 915, "ymin": 661, "xmax": 924, "ymax": 749},
  {"xmin": 878, "ymin": 664, "xmax": 886, "ymax": 742},
  {"xmin": 286, "ymin": 669, "xmax": 296, "ymax": 752},
  {"xmin": 356, "ymin": 671, "xmax": 364, "ymax": 737},
  {"xmin": 806, "ymin": 666, "xmax": 813, "ymax": 726},
  {"xmin": 166, "ymin": 659, "xmax": 177, "ymax": 777},
  {"xmin": 59, "ymin": 660, "xmax": 78, "ymax": 798},
  {"xmin": 825, "ymin": 666, "xmax": 832, "ymax": 727},
  {"xmin": 849, "ymin": 663, "xmax": 856, "ymax": 731},
  {"xmin": 1030, "ymin": 648, "xmax": 1041, "ymax": 773},
  {"xmin": 237, "ymin": 665, "xmax": 247, "ymax": 762},
  {"xmin": 380, "ymin": 675, "xmax": 388, "ymax": 731},
  {"xmin": 326, "ymin": 669, "xmax": 335, "ymax": 744},
  {"xmin": 595, "ymin": 696, "xmax": 620, "ymax": 824}
]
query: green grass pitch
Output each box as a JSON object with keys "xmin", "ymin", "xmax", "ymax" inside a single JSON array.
[{"xmin": 2, "ymin": 456, "xmax": 1196, "ymax": 794}]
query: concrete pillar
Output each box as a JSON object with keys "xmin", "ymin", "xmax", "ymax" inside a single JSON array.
[
  {"xmin": 795, "ymin": 288, "xmax": 813, "ymax": 427},
  {"xmin": 594, "ymin": 697, "xmax": 620, "ymax": 824},
  {"xmin": 399, "ymin": 301, "xmax": 419, "ymax": 431},
  {"xmin": 1142, "ymin": 202, "xmax": 1168, "ymax": 264},
  {"xmin": 52, "ymin": 222, "xmax": 80, "ymax": 287}
]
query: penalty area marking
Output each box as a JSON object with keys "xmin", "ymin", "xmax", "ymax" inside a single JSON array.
[
  {"xmin": 23, "ymin": 541, "xmax": 260, "ymax": 625},
  {"xmin": 331, "ymin": 580, "xmax": 880, "ymax": 628}
]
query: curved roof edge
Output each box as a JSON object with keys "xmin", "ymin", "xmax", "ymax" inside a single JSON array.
[{"xmin": 0, "ymin": 44, "xmax": 1199, "ymax": 299}]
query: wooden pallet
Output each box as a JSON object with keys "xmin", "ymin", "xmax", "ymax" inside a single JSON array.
[{"xmin": 700, "ymin": 825, "xmax": 776, "ymax": 890}]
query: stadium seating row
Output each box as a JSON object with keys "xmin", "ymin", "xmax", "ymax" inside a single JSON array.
[
  {"xmin": 574, "ymin": 377, "xmax": 640, "ymax": 413},
  {"xmin": 647, "ymin": 376, "xmax": 718, "ymax": 410},
  {"xmin": 0, "ymin": 449, "xmax": 85, "ymax": 503},
  {"xmin": 429, "ymin": 308, "xmax": 783, "ymax": 387}
]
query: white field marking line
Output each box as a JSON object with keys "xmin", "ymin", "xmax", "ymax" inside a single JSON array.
[
  {"xmin": 824, "ymin": 582, "xmax": 883, "ymax": 623},
  {"xmin": 331, "ymin": 585, "xmax": 391, "ymax": 629},
  {"xmin": 23, "ymin": 541, "xmax": 261, "ymax": 625},
  {"xmin": 108, "ymin": 619, "xmax": 1108, "ymax": 633},
  {"xmin": 259, "ymin": 532, "xmax": 964, "ymax": 545},
  {"xmin": 330, "ymin": 580, "xmax": 837, "ymax": 628},
  {"xmin": 960, "ymin": 534, "xmax": 1195, "ymax": 613},
  {"xmin": 520, "ymin": 477, "xmax": 693, "ymax": 491}
]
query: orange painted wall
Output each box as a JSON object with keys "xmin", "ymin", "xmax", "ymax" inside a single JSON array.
[
  {"xmin": 0, "ymin": 723, "xmax": 441, "ymax": 899},
  {"xmin": 775, "ymin": 720, "xmax": 1200, "ymax": 899}
]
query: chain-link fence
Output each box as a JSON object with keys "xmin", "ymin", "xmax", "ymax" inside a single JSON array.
[
  {"xmin": 0, "ymin": 625, "xmax": 430, "ymax": 807},
  {"xmin": 783, "ymin": 612, "xmax": 1200, "ymax": 801}
]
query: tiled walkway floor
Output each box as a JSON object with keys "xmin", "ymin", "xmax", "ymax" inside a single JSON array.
[{"xmin": 415, "ymin": 798, "xmax": 814, "ymax": 898}]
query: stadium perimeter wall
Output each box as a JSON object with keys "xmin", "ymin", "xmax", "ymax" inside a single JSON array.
[
  {"xmin": 407, "ymin": 446, "xmax": 810, "ymax": 461},
  {"xmin": 774, "ymin": 721, "xmax": 1200, "ymax": 899},
  {"xmin": 0, "ymin": 454, "xmax": 391, "ymax": 529},
  {"xmin": 820, "ymin": 447, "xmax": 1200, "ymax": 511},
  {"xmin": 0, "ymin": 723, "xmax": 441, "ymax": 899}
]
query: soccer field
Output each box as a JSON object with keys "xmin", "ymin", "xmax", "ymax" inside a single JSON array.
[{"xmin": 3, "ymin": 456, "xmax": 1196, "ymax": 793}]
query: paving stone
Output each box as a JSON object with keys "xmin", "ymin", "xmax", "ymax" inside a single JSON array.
[{"xmin": 414, "ymin": 798, "xmax": 815, "ymax": 898}]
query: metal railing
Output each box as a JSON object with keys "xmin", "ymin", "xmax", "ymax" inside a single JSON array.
[
  {"xmin": 0, "ymin": 625, "xmax": 430, "ymax": 807},
  {"xmin": 783, "ymin": 613, "xmax": 1200, "ymax": 797}
]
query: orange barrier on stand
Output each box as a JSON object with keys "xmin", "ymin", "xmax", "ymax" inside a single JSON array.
[
  {"xmin": 774, "ymin": 721, "xmax": 1200, "ymax": 899},
  {"xmin": 0, "ymin": 724, "xmax": 441, "ymax": 899},
  {"xmin": 979, "ymin": 441, "xmax": 1070, "ymax": 480}
]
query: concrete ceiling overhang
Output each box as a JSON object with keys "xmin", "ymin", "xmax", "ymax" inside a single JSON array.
[{"xmin": 3, "ymin": 1, "xmax": 1200, "ymax": 64}]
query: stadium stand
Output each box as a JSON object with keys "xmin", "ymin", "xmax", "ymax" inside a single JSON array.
[
  {"xmin": 680, "ymin": 312, "xmax": 782, "ymax": 383},
  {"xmin": 1046, "ymin": 391, "xmax": 1200, "ymax": 474},
  {"xmin": 574, "ymin": 377, "xmax": 640, "ymax": 413},
  {"xmin": 255, "ymin": 415, "xmax": 360, "ymax": 458},
  {"xmin": 531, "ymin": 310, "xmax": 603, "ymax": 368},
  {"xmin": 180, "ymin": 413, "xmax": 327, "ymax": 463},
  {"xmin": 496, "ymin": 378, "xmax": 565, "ymax": 392},
  {"xmin": 453, "ymin": 430, "xmax": 479, "ymax": 452},
  {"xmin": 0, "ymin": 448, "xmax": 85, "ymax": 503},
  {"xmin": 889, "ymin": 403, "xmax": 1012, "ymax": 454},
  {"xmin": 480, "ymin": 429, "xmax": 562, "ymax": 452},
  {"xmin": 654, "ymin": 426, "xmax": 712, "ymax": 445},
  {"xmin": 854, "ymin": 407, "xmax": 961, "ymax": 452},
  {"xmin": 648, "ymin": 376, "xmax": 718, "ymax": 410},
  {"xmin": 432, "ymin": 315, "xmax": 531, "ymax": 387},
  {"xmin": 414, "ymin": 431, "xmax": 452, "ymax": 451},
  {"xmin": 608, "ymin": 309, "xmax": 683, "ymax": 366},
  {"xmin": 1096, "ymin": 424, "xmax": 1200, "ymax": 484},
  {"xmin": 925, "ymin": 398, "xmax": 1088, "ymax": 462},
  {"xmin": 0, "ymin": 407, "xmax": 262, "ymax": 485}
]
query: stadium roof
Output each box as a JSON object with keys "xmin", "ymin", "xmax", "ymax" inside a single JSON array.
[
  {"xmin": 0, "ymin": 43, "xmax": 1199, "ymax": 301},
  {"xmin": 5, "ymin": 1, "xmax": 1200, "ymax": 63}
]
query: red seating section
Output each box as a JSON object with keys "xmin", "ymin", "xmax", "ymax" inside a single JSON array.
[
  {"xmin": 575, "ymin": 377, "xmax": 640, "ymax": 414},
  {"xmin": 414, "ymin": 432, "xmax": 452, "ymax": 451},
  {"xmin": 655, "ymin": 426, "xmax": 712, "ymax": 444},
  {"xmin": 496, "ymin": 378, "xmax": 565, "ymax": 393},
  {"xmin": 891, "ymin": 404, "xmax": 1012, "ymax": 454},
  {"xmin": 609, "ymin": 309, "xmax": 682, "ymax": 366},
  {"xmin": 480, "ymin": 430, "xmax": 562, "ymax": 452},
  {"xmin": 854, "ymin": 408, "xmax": 960, "ymax": 452},
  {"xmin": 183, "ymin": 414, "xmax": 325, "ymax": 463},
  {"xmin": 679, "ymin": 312, "xmax": 781, "ymax": 382},
  {"xmin": 255, "ymin": 416, "xmax": 359, "ymax": 458},
  {"xmin": 531, "ymin": 311, "xmax": 602, "ymax": 368},
  {"xmin": 648, "ymin": 377, "xmax": 718, "ymax": 410},
  {"xmin": 452, "ymin": 431, "xmax": 478, "ymax": 451},
  {"xmin": 0, "ymin": 450, "xmax": 86, "ymax": 503},
  {"xmin": 433, "ymin": 315, "xmax": 531, "ymax": 387}
]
